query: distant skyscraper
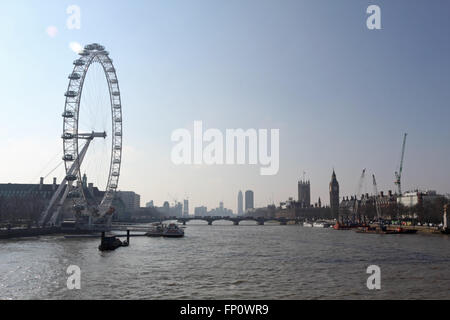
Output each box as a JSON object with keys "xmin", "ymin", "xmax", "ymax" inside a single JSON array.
[
  {"xmin": 329, "ymin": 170, "xmax": 340, "ymax": 217},
  {"xmin": 183, "ymin": 199, "xmax": 189, "ymax": 217},
  {"xmin": 298, "ymin": 179, "xmax": 311, "ymax": 208},
  {"xmin": 245, "ymin": 190, "xmax": 254, "ymax": 212},
  {"xmin": 194, "ymin": 206, "xmax": 207, "ymax": 216},
  {"xmin": 237, "ymin": 191, "xmax": 244, "ymax": 215},
  {"xmin": 174, "ymin": 202, "xmax": 183, "ymax": 217}
]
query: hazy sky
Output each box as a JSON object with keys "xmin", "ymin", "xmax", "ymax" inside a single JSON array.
[{"xmin": 0, "ymin": 0, "xmax": 449, "ymax": 213}]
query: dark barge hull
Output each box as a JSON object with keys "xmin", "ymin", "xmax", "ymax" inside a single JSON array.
[
  {"xmin": 356, "ymin": 228, "xmax": 418, "ymax": 234},
  {"xmin": 163, "ymin": 234, "xmax": 184, "ymax": 238},
  {"xmin": 0, "ymin": 227, "xmax": 60, "ymax": 239}
]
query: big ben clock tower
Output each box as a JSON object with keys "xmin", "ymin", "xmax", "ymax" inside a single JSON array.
[{"xmin": 329, "ymin": 170, "xmax": 340, "ymax": 218}]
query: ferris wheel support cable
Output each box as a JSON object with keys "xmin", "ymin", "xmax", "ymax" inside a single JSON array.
[
  {"xmin": 43, "ymin": 161, "xmax": 64, "ymax": 180},
  {"xmin": 40, "ymin": 138, "xmax": 92, "ymax": 226}
]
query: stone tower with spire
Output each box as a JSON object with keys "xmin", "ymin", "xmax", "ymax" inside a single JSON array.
[
  {"xmin": 298, "ymin": 179, "xmax": 311, "ymax": 208},
  {"xmin": 329, "ymin": 170, "xmax": 340, "ymax": 218}
]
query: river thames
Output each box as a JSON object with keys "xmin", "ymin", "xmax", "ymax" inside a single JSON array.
[{"xmin": 1, "ymin": 223, "xmax": 449, "ymax": 300}]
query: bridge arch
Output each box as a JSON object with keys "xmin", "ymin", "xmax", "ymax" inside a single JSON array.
[
  {"xmin": 161, "ymin": 219, "xmax": 178, "ymax": 224},
  {"xmin": 210, "ymin": 219, "xmax": 234, "ymax": 226},
  {"xmin": 238, "ymin": 219, "xmax": 259, "ymax": 225},
  {"xmin": 265, "ymin": 219, "xmax": 284, "ymax": 225},
  {"xmin": 184, "ymin": 219, "xmax": 208, "ymax": 225}
]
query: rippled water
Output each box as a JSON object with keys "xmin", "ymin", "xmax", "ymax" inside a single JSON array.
[{"xmin": 1, "ymin": 223, "xmax": 449, "ymax": 300}]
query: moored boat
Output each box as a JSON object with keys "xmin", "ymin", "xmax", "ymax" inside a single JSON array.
[
  {"xmin": 145, "ymin": 223, "xmax": 164, "ymax": 237},
  {"xmin": 394, "ymin": 227, "xmax": 418, "ymax": 234},
  {"xmin": 98, "ymin": 232, "xmax": 129, "ymax": 251},
  {"xmin": 163, "ymin": 223, "xmax": 185, "ymax": 238},
  {"xmin": 356, "ymin": 226, "xmax": 417, "ymax": 235},
  {"xmin": 302, "ymin": 222, "xmax": 313, "ymax": 227},
  {"xmin": 333, "ymin": 222, "xmax": 360, "ymax": 230},
  {"xmin": 313, "ymin": 221, "xmax": 331, "ymax": 228}
]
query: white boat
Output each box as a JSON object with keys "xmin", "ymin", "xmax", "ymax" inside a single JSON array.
[
  {"xmin": 303, "ymin": 222, "xmax": 313, "ymax": 227},
  {"xmin": 163, "ymin": 223, "xmax": 185, "ymax": 238},
  {"xmin": 313, "ymin": 222, "xmax": 331, "ymax": 228},
  {"xmin": 145, "ymin": 223, "xmax": 164, "ymax": 237}
]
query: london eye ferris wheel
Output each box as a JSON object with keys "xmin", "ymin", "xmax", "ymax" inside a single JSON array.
[{"xmin": 40, "ymin": 43, "xmax": 123, "ymax": 227}]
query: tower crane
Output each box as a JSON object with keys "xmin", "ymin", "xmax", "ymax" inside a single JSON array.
[{"xmin": 394, "ymin": 133, "xmax": 408, "ymax": 195}]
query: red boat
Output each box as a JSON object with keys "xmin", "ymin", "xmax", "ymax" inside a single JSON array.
[
  {"xmin": 333, "ymin": 222, "xmax": 365, "ymax": 230},
  {"xmin": 394, "ymin": 227, "xmax": 418, "ymax": 234},
  {"xmin": 356, "ymin": 226, "xmax": 417, "ymax": 234}
]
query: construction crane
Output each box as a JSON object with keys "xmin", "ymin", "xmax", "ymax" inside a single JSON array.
[
  {"xmin": 356, "ymin": 169, "xmax": 366, "ymax": 198},
  {"xmin": 394, "ymin": 133, "xmax": 408, "ymax": 195},
  {"xmin": 353, "ymin": 169, "xmax": 366, "ymax": 223},
  {"xmin": 372, "ymin": 174, "xmax": 382, "ymax": 227},
  {"xmin": 167, "ymin": 193, "xmax": 179, "ymax": 207}
]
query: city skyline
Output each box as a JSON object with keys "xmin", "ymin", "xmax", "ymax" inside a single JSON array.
[
  {"xmin": 0, "ymin": 1, "xmax": 449, "ymax": 304},
  {"xmin": 1, "ymin": 1, "xmax": 449, "ymax": 212}
]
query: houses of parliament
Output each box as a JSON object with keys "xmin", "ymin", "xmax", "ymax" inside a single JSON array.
[{"xmin": 297, "ymin": 170, "xmax": 340, "ymax": 217}]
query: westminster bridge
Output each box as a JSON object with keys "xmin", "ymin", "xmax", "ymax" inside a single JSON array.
[{"xmin": 163, "ymin": 216, "xmax": 300, "ymax": 226}]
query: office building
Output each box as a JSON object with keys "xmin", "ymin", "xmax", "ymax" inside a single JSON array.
[
  {"xmin": 237, "ymin": 191, "xmax": 244, "ymax": 215},
  {"xmin": 245, "ymin": 190, "xmax": 254, "ymax": 212}
]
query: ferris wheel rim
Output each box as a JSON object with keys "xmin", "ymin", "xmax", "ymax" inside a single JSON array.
[{"xmin": 62, "ymin": 43, "xmax": 122, "ymax": 218}]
